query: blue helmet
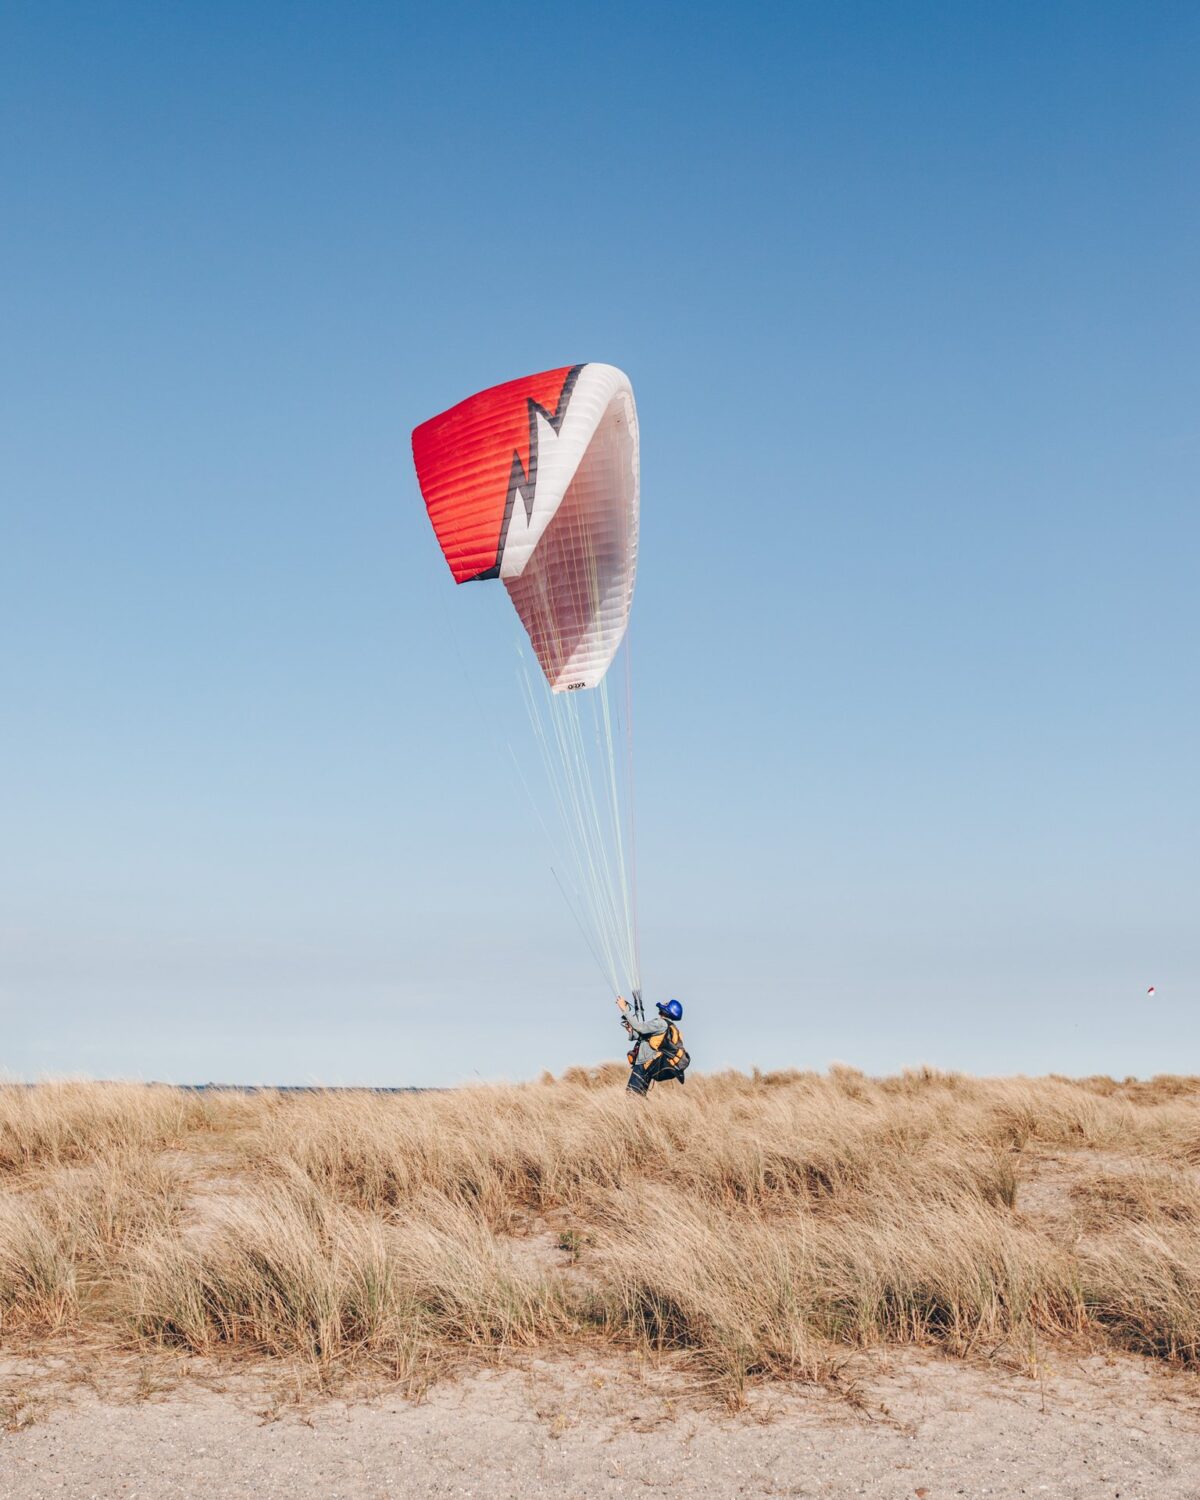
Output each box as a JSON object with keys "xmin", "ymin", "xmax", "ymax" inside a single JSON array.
[{"xmin": 657, "ymin": 999, "xmax": 683, "ymax": 1022}]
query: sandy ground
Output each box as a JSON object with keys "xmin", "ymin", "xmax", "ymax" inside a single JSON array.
[{"xmin": 4, "ymin": 1353, "xmax": 1200, "ymax": 1499}]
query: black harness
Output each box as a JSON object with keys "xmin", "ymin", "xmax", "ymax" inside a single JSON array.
[{"xmin": 625, "ymin": 1012, "xmax": 690, "ymax": 1087}]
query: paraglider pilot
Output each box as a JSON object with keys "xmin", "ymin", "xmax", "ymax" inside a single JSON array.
[{"xmin": 617, "ymin": 993, "xmax": 689, "ymax": 1096}]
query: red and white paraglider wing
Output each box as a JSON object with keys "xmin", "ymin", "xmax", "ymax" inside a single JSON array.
[{"xmin": 412, "ymin": 363, "xmax": 639, "ymax": 691}]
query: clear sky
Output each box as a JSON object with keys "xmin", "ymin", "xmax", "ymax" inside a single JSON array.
[{"xmin": 2, "ymin": 1, "xmax": 1197, "ymax": 1085}]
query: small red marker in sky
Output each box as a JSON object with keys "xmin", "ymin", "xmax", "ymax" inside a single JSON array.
[{"xmin": 1147, "ymin": 986, "xmax": 1156, "ymax": 996}]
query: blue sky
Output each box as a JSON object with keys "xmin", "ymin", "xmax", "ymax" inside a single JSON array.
[{"xmin": 2, "ymin": 1, "xmax": 1196, "ymax": 1084}]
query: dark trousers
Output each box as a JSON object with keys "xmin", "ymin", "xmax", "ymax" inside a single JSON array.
[{"xmin": 626, "ymin": 1059, "xmax": 685, "ymax": 1096}]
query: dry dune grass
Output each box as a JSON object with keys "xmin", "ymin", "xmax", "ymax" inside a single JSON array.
[
  {"xmin": 3, "ymin": 1070, "xmax": 1200, "ymax": 1401},
  {"xmin": 0, "ymin": 1082, "xmax": 237, "ymax": 1172}
]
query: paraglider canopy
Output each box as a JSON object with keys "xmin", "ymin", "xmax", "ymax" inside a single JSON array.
[
  {"xmin": 412, "ymin": 363, "xmax": 639, "ymax": 691},
  {"xmin": 411, "ymin": 362, "xmax": 643, "ymax": 1004}
]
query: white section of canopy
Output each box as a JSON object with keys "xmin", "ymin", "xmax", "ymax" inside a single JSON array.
[{"xmin": 503, "ymin": 364, "xmax": 639, "ymax": 692}]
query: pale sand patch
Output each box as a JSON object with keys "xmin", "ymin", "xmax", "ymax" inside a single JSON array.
[
  {"xmin": 1015, "ymin": 1149, "xmax": 1137, "ymax": 1241},
  {"xmin": 4, "ymin": 1353, "xmax": 1200, "ymax": 1499}
]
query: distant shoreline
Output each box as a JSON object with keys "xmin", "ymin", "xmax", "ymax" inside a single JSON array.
[{"xmin": 7, "ymin": 1081, "xmax": 442, "ymax": 1093}]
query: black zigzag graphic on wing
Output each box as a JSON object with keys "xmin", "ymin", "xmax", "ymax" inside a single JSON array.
[{"xmin": 468, "ymin": 364, "xmax": 585, "ymax": 582}]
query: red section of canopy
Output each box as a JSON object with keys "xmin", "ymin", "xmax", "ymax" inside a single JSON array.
[{"xmin": 412, "ymin": 366, "xmax": 576, "ymax": 583}]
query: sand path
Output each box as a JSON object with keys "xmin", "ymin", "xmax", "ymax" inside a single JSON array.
[{"xmin": 4, "ymin": 1353, "xmax": 1199, "ymax": 1499}]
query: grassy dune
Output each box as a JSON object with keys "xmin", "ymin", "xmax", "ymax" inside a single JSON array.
[{"xmin": 2, "ymin": 1069, "xmax": 1200, "ymax": 1401}]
